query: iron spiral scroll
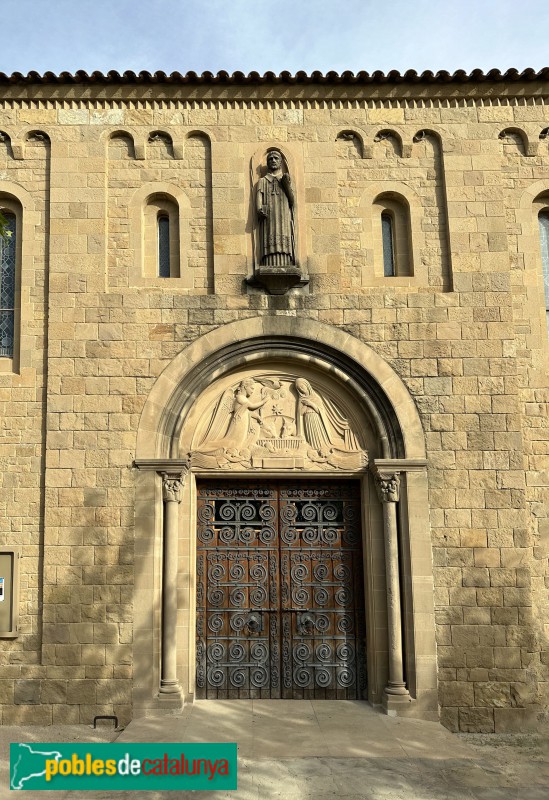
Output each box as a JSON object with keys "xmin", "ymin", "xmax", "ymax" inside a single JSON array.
[{"xmin": 196, "ymin": 481, "xmax": 366, "ymax": 699}]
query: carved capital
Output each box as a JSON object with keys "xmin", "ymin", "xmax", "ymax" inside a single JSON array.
[
  {"xmin": 374, "ymin": 471, "xmax": 400, "ymax": 504},
  {"xmin": 162, "ymin": 467, "xmax": 188, "ymax": 503}
]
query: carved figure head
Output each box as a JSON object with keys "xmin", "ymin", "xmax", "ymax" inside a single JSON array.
[
  {"xmin": 238, "ymin": 378, "xmax": 256, "ymax": 397},
  {"xmin": 266, "ymin": 149, "xmax": 283, "ymax": 173},
  {"xmin": 295, "ymin": 378, "xmax": 312, "ymax": 397}
]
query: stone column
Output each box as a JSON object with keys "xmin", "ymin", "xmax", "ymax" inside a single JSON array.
[
  {"xmin": 159, "ymin": 469, "xmax": 187, "ymax": 695},
  {"xmin": 373, "ymin": 470, "xmax": 410, "ymax": 704}
]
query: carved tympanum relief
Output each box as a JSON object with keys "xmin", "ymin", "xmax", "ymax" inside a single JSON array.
[{"xmin": 191, "ymin": 375, "xmax": 368, "ymax": 471}]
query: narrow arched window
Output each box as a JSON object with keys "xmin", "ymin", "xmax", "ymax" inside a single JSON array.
[
  {"xmin": 158, "ymin": 214, "xmax": 171, "ymax": 277},
  {"xmin": 0, "ymin": 212, "xmax": 16, "ymax": 357},
  {"xmin": 374, "ymin": 193, "xmax": 413, "ymax": 279},
  {"xmin": 381, "ymin": 212, "xmax": 395, "ymax": 277},
  {"xmin": 539, "ymin": 210, "xmax": 549, "ymax": 334},
  {"xmin": 143, "ymin": 195, "xmax": 180, "ymax": 279}
]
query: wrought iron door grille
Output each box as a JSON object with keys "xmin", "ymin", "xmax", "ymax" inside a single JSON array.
[{"xmin": 196, "ymin": 481, "xmax": 366, "ymax": 699}]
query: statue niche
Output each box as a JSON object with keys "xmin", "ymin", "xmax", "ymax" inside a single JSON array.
[
  {"xmin": 191, "ymin": 375, "xmax": 368, "ymax": 471},
  {"xmin": 249, "ymin": 149, "xmax": 306, "ymax": 295}
]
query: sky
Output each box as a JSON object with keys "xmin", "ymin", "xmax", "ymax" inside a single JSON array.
[{"xmin": 1, "ymin": 0, "xmax": 548, "ymax": 77}]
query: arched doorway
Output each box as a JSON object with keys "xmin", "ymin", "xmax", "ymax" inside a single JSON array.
[
  {"xmin": 186, "ymin": 361, "xmax": 372, "ymax": 701},
  {"xmin": 133, "ymin": 318, "xmax": 438, "ymax": 720}
]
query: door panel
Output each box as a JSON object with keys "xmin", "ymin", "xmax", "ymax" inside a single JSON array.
[
  {"xmin": 196, "ymin": 481, "xmax": 366, "ymax": 700},
  {"xmin": 195, "ymin": 485, "xmax": 279, "ymax": 699},
  {"xmin": 279, "ymin": 485, "xmax": 366, "ymax": 699}
]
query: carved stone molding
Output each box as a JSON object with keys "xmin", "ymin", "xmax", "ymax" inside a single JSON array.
[
  {"xmin": 247, "ymin": 265, "xmax": 307, "ymax": 295},
  {"xmin": 372, "ymin": 458, "xmax": 427, "ymax": 472},
  {"xmin": 190, "ymin": 374, "xmax": 368, "ymax": 472},
  {"xmin": 134, "ymin": 458, "xmax": 191, "ymax": 471}
]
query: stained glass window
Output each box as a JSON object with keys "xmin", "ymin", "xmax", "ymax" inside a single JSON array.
[
  {"xmin": 0, "ymin": 213, "xmax": 16, "ymax": 357},
  {"xmin": 381, "ymin": 212, "xmax": 395, "ymax": 277},
  {"xmin": 158, "ymin": 215, "xmax": 170, "ymax": 278}
]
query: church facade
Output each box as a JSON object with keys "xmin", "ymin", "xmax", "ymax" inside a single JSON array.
[{"xmin": 0, "ymin": 69, "xmax": 548, "ymax": 733}]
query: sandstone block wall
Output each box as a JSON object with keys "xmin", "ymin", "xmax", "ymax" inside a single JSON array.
[{"xmin": 0, "ymin": 76, "xmax": 548, "ymax": 731}]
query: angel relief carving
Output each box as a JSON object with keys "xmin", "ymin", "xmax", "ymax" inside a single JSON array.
[{"xmin": 191, "ymin": 376, "xmax": 369, "ymax": 471}]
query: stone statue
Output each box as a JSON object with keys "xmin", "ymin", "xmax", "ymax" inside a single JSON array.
[{"xmin": 256, "ymin": 149, "xmax": 295, "ymax": 267}]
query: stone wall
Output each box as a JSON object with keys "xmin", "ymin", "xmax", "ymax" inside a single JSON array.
[{"xmin": 0, "ymin": 78, "xmax": 548, "ymax": 730}]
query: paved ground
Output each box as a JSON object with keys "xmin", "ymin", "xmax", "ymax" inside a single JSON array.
[{"xmin": 1, "ymin": 700, "xmax": 548, "ymax": 799}]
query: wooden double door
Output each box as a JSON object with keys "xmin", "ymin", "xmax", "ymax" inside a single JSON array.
[{"xmin": 195, "ymin": 480, "xmax": 367, "ymax": 699}]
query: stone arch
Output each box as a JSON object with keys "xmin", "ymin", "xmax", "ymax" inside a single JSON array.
[
  {"xmin": 166, "ymin": 129, "xmax": 214, "ymax": 163},
  {"xmin": 136, "ymin": 317, "xmax": 425, "ymax": 461},
  {"xmin": 499, "ymin": 126, "xmax": 530, "ymax": 156},
  {"xmin": 0, "ymin": 129, "xmax": 16, "ymax": 159},
  {"xmin": 14, "ymin": 128, "xmax": 51, "ymax": 160},
  {"xmin": 336, "ymin": 128, "xmax": 369, "ymax": 158},
  {"xmin": 24, "ymin": 129, "xmax": 50, "ymax": 143},
  {"xmin": 104, "ymin": 128, "xmax": 139, "ymax": 159},
  {"xmin": 373, "ymin": 128, "xmax": 411, "ymax": 158},
  {"xmin": 185, "ymin": 128, "xmax": 214, "ymax": 142},
  {"xmin": 519, "ymin": 179, "xmax": 549, "ymax": 209},
  {"xmin": 146, "ymin": 129, "xmax": 175, "ymax": 159},
  {"xmin": 499, "ymin": 125, "xmax": 542, "ymax": 156},
  {"xmin": 411, "ymin": 129, "xmax": 453, "ymax": 290},
  {"xmin": 412, "ymin": 127, "xmax": 454, "ymax": 151}
]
